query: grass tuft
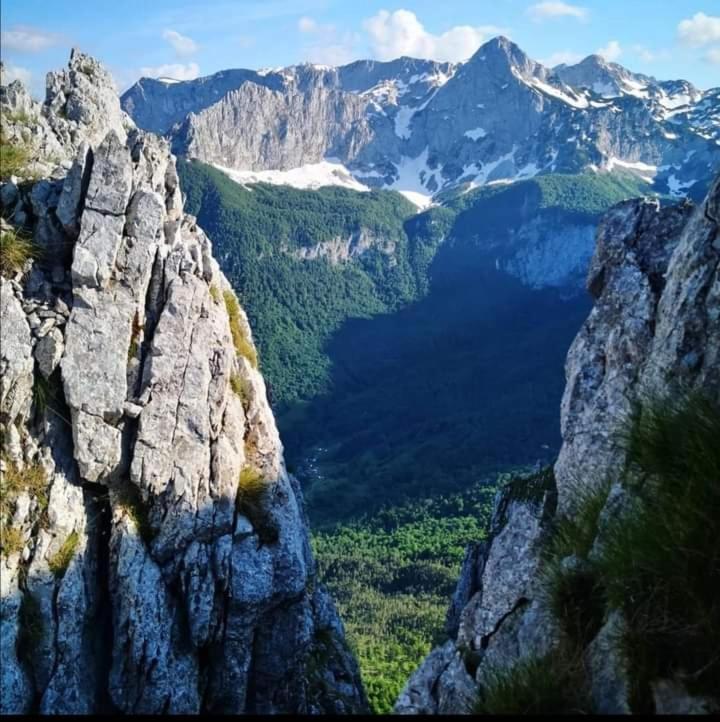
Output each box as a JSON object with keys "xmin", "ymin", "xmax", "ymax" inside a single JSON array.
[
  {"xmin": 473, "ymin": 653, "xmax": 591, "ymax": 715},
  {"xmin": 223, "ymin": 290, "xmax": 258, "ymax": 369},
  {"xmin": 116, "ymin": 484, "xmax": 154, "ymax": 545},
  {"xmin": 542, "ymin": 556, "xmax": 606, "ymax": 647},
  {"xmin": 0, "ymin": 457, "xmax": 50, "ymax": 556},
  {"xmin": 0, "ymin": 129, "xmax": 32, "ymax": 180},
  {"xmin": 0, "ymin": 525, "xmax": 25, "ymax": 557},
  {"xmin": 48, "ymin": 530, "xmax": 80, "ymax": 578},
  {"xmin": 594, "ymin": 393, "xmax": 720, "ymax": 700},
  {"xmin": 209, "ymin": 283, "xmax": 222, "ymax": 304},
  {"xmin": 0, "ymin": 226, "xmax": 38, "ymax": 277},
  {"xmin": 127, "ymin": 311, "xmax": 143, "ymax": 362},
  {"xmin": 236, "ymin": 464, "xmax": 278, "ymax": 544},
  {"xmin": 539, "ymin": 478, "xmax": 611, "ymax": 646},
  {"xmin": 237, "ymin": 465, "xmax": 267, "ymax": 500},
  {"xmin": 229, "ymin": 372, "xmax": 246, "ymax": 399}
]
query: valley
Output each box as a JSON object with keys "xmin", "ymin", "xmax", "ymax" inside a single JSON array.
[
  {"xmin": 2, "ymin": 23, "xmax": 718, "ymax": 714},
  {"xmin": 178, "ymin": 160, "xmax": 660, "ymax": 709}
]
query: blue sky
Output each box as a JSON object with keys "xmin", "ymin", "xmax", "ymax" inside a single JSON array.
[{"xmin": 2, "ymin": 0, "xmax": 719, "ymax": 97}]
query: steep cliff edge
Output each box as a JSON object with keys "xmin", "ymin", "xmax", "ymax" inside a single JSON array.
[
  {"xmin": 0, "ymin": 51, "xmax": 366, "ymax": 714},
  {"xmin": 396, "ymin": 175, "xmax": 719, "ymax": 715}
]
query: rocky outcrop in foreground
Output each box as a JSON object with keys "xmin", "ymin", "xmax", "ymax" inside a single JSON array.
[
  {"xmin": 395, "ymin": 175, "xmax": 719, "ymax": 715},
  {"xmin": 0, "ymin": 51, "xmax": 366, "ymax": 714}
]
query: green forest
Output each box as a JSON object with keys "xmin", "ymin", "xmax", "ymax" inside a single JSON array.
[{"xmin": 312, "ymin": 476, "xmax": 500, "ymax": 712}]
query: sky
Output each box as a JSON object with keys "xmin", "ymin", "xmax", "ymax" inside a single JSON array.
[{"xmin": 2, "ymin": 0, "xmax": 719, "ymax": 97}]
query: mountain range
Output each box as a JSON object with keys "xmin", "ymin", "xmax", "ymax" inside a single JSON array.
[{"xmin": 121, "ymin": 36, "xmax": 720, "ymax": 206}]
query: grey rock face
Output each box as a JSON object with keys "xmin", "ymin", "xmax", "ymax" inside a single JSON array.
[
  {"xmin": 122, "ymin": 37, "xmax": 720, "ymax": 199},
  {"xmin": 396, "ymin": 178, "xmax": 719, "ymax": 715},
  {"xmin": 555, "ymin": 180, "xmax": 718, "ymax": 509},
  {"xmin": 394, "ymin": 469, "xmax": 558, "ymax": 714},
  {"xmin": 174, "ymin": 78, "xmax": 372, "ymax": 171},
  {"xmin": 585, "ymin": 610, "xmax": 632, "ymax": 714},
  {"xmin": 0, "ymin": 52, "xmax": 366, "ymax": 715},
  {"xmin": 290, "ymin": 228, "xmax": 395, "ymax": 264}
]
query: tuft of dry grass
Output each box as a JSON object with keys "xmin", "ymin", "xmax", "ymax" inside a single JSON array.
[
  {"xmin": 0, "ymin": 128, "xmax": 32, "ymax": 180},
  {"xmin": 0, "ymin": 525, "xmax": 25, "ymax": 557},
  {"xmin": 0, "ymin": 226, "xmax": 38, "ymax": 277},
  {"xmin": 0, "ymin": 458, "xmax": 48, "ymax": 559},
  {"xmin": 48, "ymin": 530, "xmax": 80, "ymax": 578},
  {"xmin": 223, "ymin": 290, "xmax": 259, "ymax": 369}
]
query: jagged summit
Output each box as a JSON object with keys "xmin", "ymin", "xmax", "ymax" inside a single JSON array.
[
  {"xmin": 0, "ymin": 50, "xmax": 367, "ymax": 715},
  {"xmin": 120, "ymin": 37, "xmax": 720, "ymax": 205}
]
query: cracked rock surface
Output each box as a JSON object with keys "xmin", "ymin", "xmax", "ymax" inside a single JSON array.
[
  {"xmin": 1, "ymin": 51, "xmax": 367, "ymax": 715},
  {"xmin": 394, "ymin": 176, "xmax": 719, "ymax": 715}
]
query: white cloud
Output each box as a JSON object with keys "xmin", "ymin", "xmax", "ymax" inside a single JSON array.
[
  {"xmin": 140, "ymin": 62, "xmax": 200, "ymax": 81},
  {"xmin": 363, "ymin": 9, "xmax": 505, "ymax": 62},
  {"xmin": 542, "ymin": 50, "xmax": 583, "ymax": 67},
  {"xmin": 631, "ymin": 44, "xmax": 670, "ymax": 63},
  {"xmin": 1, "ymin": 25, "xmax": 62, "ymax": 53},
  {"xmin": 705, "ymin": 47, "xmax": 720, "ymax": 65},
  {"xmin": 304, "ymin": 42, "xmax": 356, "ymax": 66},
  {"xmin": 298, "ymin": 16, "xmax": 318, "ymax": 33},
  {"xmin": 0, "ymin": 62, "xmax": 33, "ymax": 86},
  {"xmin": 527, "ymin": 2, "xmax": 588, "ymax": 22},
  {"xmin": 162, "ymin": 29, "xmax": 198, "ymax": 56},
  {"xmin": 596, "ymin": 40, "xmax": 622, "ymax": 62},
  {"xmin": 678, "ymin": 12, "xmax": 720, "ymax": 47}
]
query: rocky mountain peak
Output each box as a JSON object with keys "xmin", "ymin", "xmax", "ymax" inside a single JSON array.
[
  {"xmin": 556, "ymin": 53, "xmax": 652, "ymax": 98},
  {"xmin": 467, "ymin": 35, "xmax": 541, "ymax": 79},
  {"xmin": 1, "ymin": 50, "xmax": 367, "ymax": 715},
  {"xmin": 121, "ymin": 38, "xmax": 719, "ymax": 203}
]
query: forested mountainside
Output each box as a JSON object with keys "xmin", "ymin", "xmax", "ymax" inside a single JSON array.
[
  {"xmin": 123, "ymin": 37, "xmax": 719, "ymax": 202},
  {"xmin": 179, "ymin": 160, "xmax": 655, "ymax": 524},
  {"xmin": 0, "ymin": 51, "xmax": 366, "ymax": 715},
  {"xmin": 396, "ymin": 174, "xmax": 720, "ymax": 716}
]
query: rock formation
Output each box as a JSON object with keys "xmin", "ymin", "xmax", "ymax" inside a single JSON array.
[
  {"xmin": 0, "ymin": 50, "xmax": 366, "ymax": 715},
  {"xmin": 395, "ymin": 175, "xmax": 719, "ymax": 715}
]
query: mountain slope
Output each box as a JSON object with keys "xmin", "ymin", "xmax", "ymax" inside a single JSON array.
[{"xmin": 122, "ymin": 37, "xmax": 720, "ymax": 203}]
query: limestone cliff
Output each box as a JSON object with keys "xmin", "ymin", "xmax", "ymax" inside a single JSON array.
[
  {"xmin": 122, "ymin": 37, "xmax": 720, "ymax": 199},
  {"xmin": 0, "ymin": 50, "xmax": 366, "ymax": 715},
  {"xmin": 395, "ymin": 175, "xmax": 719, "ymax": 715}
]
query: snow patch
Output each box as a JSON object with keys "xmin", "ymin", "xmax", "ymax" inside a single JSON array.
[
  {"xmin": 605, "ymin": 156, "xmax": 657, "ymax": 184},
  {"xmin": 620, "ymin": 78, "xmax": 649, "ymax": 99},
  {"xmin": 667, "ymin": 174, "xmax": 695, "ymax": 198},
  {"xmin": 464, "ymin": 127, "xmax": 487, "ymax": 141},
  {"xmin": 527, "ymin": 77, "xmax": 589, "ymax": 109},
  {"xmin": 394, "ymin": 106, "xmax": 415, "ymax": 139},
  {"xmin": 398, "ymin": 190, "xmax": 434, "ymax": 209},
  {"xmin": 387, "ymin": 148, "xmax": 436, "ymax": 207},
  {"xmin": 214, "ymin": 160, "xmax": 370, "ymax": 192}
]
